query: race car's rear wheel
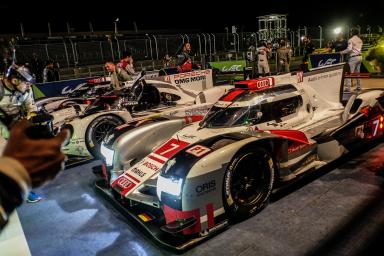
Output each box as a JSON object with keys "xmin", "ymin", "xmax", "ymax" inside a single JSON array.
[
  {"xmin": 223, "ymin": 148, "xmax": 274, "ymax": 221},
  {"xmin": 85, "ymin": 115, "xmax": 124, "ymax": 159}
]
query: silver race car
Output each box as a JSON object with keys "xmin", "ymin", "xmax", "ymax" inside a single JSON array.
[
  {"xmin": 53, "ymin": 69, "xmax": 232, "ymax": 159},
  {"xmin": 96, "ymin": 64, "xmax": 384, "ymax": 250}
]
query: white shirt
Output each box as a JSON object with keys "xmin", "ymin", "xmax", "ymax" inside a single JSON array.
[
  {"xmin": 342, "ymin": 35, "xmax": 363, "ymax": 57},
  {"xmin": 0, "ymin": 80, "xmax": 37, "ymax": 117}
]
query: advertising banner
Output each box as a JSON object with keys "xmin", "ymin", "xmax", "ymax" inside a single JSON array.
[
  {"xmin": 32, "ymin": 77, "xmax": 93, "ymax": 99},
  {"xmin": 208, "ymin": 60, "xmax": 246, "ymax": 73},
  {"xmin": 158, "ymin": 69, "xmax": 214, "ymax": 91},
  {"xmin": 310, "ymin": 53, "xmax": 342, "ymax": 68}
]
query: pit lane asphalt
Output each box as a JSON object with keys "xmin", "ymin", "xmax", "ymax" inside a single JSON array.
[{"xmin": 17, "ymin": 141, "xmax": 384, "ymax": 256}]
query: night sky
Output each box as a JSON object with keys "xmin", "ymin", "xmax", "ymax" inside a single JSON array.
[{"xmin": 0, "ymin": 1, "xmax": 383, "ymax": 34}]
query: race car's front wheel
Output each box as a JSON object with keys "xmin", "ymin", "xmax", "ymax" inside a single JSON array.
[
  {"xmin": 85, "ymin": 115, "xmax": 124, "ymax": 159},
  {"xmin": 223, "ymin": 148, "xmax": 274, "ymax": 221}
]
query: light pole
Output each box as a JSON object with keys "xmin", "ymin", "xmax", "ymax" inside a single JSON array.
[
  {"xmin": 114, "ymin": 18, "xmax": 119, "ymax": 34},
  {"xmin": 225, "ymin": 27, "xmax": 229, "ymax": 41},
  {"xmin": 145, "ymin": 34, "xmax": 153, "ymax": 60},
  {"xmin": 211, "ymin": 33, "xmax": 216, "ymax": 55},
  {"xmin": 318, "ymin": 25, "xmax": 322, "ymax": 48},
  {"xmin": 152, "ymin": 35, "xmax": 158, "ymax": 60},
  {"xmin": 196, "ymin": 34, "xmax": 202, "ymax": 55},
  {"xmin": 202, "ymin": 33, "xmax": 207, "ymax": 55}
]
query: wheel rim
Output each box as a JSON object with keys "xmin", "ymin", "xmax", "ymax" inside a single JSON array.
[
  {"xmin": 92, "ymin": 121, "xmax": 118, "ymax": 144},
  {"xmin": 230, "ymin": 153, "xmax": 270, "ymax": 206}
]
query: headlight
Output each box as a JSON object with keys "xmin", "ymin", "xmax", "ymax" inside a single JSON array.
[
  {"xmin": 100, "ymin": 143, "xmax": 114, "ymax": 166},
  {"xmin": 156, "ymin": 175, "xmax": 183, "ymax": 198}
]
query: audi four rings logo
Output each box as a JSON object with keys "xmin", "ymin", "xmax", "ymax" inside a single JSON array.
[
  {"xmin": 255, "ymin": 77, "xmax": 274, "ymax": 89},
  {"xmin": 117, "ymin": 177, "xmax": 133, "ymax": 188}
]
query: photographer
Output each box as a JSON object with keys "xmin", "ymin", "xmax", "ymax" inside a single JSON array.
[
  {"xmin": 0, "ymin": 64, "xmax": 37, "ymax": 119},
  {"xmin": 0, "ymin": 64, "xmax": 44, "ymax": 202},
  {"xmin": 0, "ymin": 119, "xmax": 68, "ymax": 231}
]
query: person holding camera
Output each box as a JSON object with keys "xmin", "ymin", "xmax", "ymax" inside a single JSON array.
[
  {"xmin": 0, "ymin": 64, "xmax": 45, "ymax": 202},
  {"xmin": 0, "ymin": 118, "xmax": 68, "ymax": 231}
]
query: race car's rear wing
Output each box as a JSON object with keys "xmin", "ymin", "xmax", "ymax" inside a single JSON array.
[
  {"xmin": 303, "ymin": 63, "xmax": 346, "ymax": 108},
  {"xmin": 152, "ymin": 69, "xmax": 214, "ymax": 92}
]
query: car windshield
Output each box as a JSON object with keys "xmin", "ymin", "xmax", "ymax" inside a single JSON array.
[{"xmin": 200, "ymin": 84, "xmax": 299, "ymax": 128}]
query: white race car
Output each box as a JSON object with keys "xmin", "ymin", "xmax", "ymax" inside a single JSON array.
[
  {"xmin": 96, "ymin": 64, "xmax": 384, "ymax": 250},
  {"xmin": 53, "ymin": 69, "xmax": 232, "ymax": 159}
]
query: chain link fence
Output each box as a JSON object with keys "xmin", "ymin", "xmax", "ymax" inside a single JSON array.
[{"xmin": 8, "ymin": 27, "xmax": 381, "ymax": 80}]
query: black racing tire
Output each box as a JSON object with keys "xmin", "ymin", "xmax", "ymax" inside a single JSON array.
[
  {"xmin": 223, "ymin": 148, "xmax": 275, "ymax": 221},
  {"xmin": 85, "ymin": 115, "xmax": 124, "ymax": 159}
]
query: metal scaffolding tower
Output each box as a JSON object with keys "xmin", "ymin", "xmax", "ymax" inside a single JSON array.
[{"xmin": 257, "ymin": 14, "xmax": 288, "ymax": 41}]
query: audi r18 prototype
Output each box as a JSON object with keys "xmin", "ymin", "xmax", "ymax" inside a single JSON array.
[
  {"xmin": 95, "ymin": 64, "xmax": 384, "ymax": 250},
  {"xmin": 54, "ymin": 69, "xmax": 232, "ymax": 159}
]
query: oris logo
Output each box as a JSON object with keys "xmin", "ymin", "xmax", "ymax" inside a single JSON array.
[
  {"xmin": 195, "ymin": 180, "xmax": 216, "ymax": 196},
  {"xmin": 318, "ymin": 58, "xmax": 337, "ymax": 67}
]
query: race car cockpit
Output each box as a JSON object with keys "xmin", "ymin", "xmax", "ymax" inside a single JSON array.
[{"xmin": 200, "ymin": 84, "xmax": 302, "ymax": 128}]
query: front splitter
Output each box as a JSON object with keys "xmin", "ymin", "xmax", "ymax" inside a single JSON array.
[{"xmin": 94, "ymin": 180, "xmax": 226, "ymax": 252}]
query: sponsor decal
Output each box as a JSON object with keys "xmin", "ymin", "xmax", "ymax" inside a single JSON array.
[
  {"xmin": 308, "ymin": 71, "xmax": 342, "ymax": 82},
  {"xmin": 61, "ymin": 83, "xmax": 84, "ymax": 95},
  {"xmin": 318, "ymin": 58, "xmax": 337, "ymax": 67},
  {"xmin": 288, "ymin": 143, "xmax": 308, "ymax": 154},
  {"xmin": 138, "ymin": 212, "xmax": 155, "ymax": 222},
  {"xmin": 169, "ymin": 70, "xmax": 211, "ymax": 85},
  {"xmin": 154, "ymin": 138, "xmax": 190, "ymax": 159},
  {"xmin": 173, "ymin": 70, "xmax": 210, "ymax": 80},
  {"xmin": 117, "ymin": 176, "xmax": 135, "ymax": 189},
  {"xmin": 222, "ymin": 65, "xmax": 242, "ymax": 72},
  {"xmin": 254, "ymin": 77, "xmax": 274, "ymax": 89},
  {"xmin": 141, "ymin": 161, "xmax": 160, "ymax": 172},
  {"xmin": 131, "ymin": 167, "xmax": 147, "ymax": 178},
  {"xmin": 185, "ymin": 107, "xmax": 209, "ymax": 116},
  {"xmin": 174, "ymin": 76, "xmax": 206, "ymax": 85},
  {"xmin": 237, "ymin": 77, "xmax": 274, "ymax": 90},
  {"xmin": 195, "ymin": 180, "xmax": 216, "ymax": 196},
  {"xmin": 182, "ymin": 134, "xmax": 197, "ymax": 139},
  {"xmin": 186, "ymin": 145, "xmax": 211, "ymax": 157},
  {"xmin": 224, "ymin": 170, "xmax": 234, "ymax": 206}
]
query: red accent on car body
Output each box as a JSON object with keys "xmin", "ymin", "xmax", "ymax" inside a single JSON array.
[
  {"xmin": 269, "ymin": 130, "xmax": 310, "ymax": 144},
  {"xmin": 162, "ymin": 204, "xmax": 201, "ymax": 235},
  {"xmin": 206, "ymin": 203, "xmax": 215, "ymax": 229},
  {"xmin": 221, "ymin": 89, "xmax": 245, "ymax": 102}
]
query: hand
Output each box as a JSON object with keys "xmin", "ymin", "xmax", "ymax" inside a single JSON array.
[{"xmin": 3, "ymin": 119, "xmax": 69, "ymax": 187}]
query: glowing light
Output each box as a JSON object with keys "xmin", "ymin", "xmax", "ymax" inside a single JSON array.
[
  {"xmin": 157, "ymin": 175, "xmax": 183, "ymax": 198},
  {"xmin": 334, "ymin": 27, "xmax": 342, "ymax": 34}
]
